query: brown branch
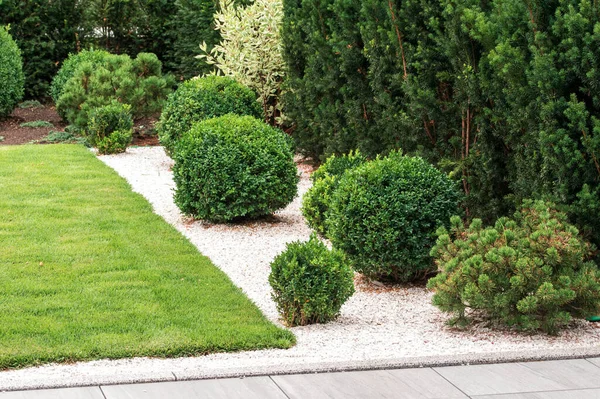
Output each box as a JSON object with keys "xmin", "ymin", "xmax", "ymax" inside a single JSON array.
[{"xmin": 388, "ymin": 0, "xmax": 407, "ymax": 79}]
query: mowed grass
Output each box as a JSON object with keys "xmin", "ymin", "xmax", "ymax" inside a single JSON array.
[{"xmin": 0, "ymin": 145, "xmax": 294, "ymax": 369}]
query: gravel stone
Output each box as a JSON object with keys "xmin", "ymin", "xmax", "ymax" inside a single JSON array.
[{"xmin": 1, "ymin": 146, "xmax": 599, "ymax": 391}]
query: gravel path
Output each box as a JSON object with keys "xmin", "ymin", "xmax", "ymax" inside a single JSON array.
[{"xmin": 1, "ymin": 146, "xmax": 600, "ymax": 391}]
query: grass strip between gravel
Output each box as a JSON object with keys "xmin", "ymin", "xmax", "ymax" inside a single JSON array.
[{"xmin": 0, "ymin": 144, "xmax": 295, "ymax": 369}]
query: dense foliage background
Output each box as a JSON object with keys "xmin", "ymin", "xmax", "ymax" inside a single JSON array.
[
  {"xmin": 282, "ymin": 0, "xmax": 600, "ymax": 248},
  {"xmin": 0, "ymin": 0, "xmax": 249, "ymax": 98}
]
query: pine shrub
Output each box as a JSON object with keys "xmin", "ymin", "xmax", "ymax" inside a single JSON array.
[
  {"xmin": 302, "ymin": 151, "xmax": 366, "ymax": 237},
  {"xmin": 329, "ymin": 151, "xmax": 460, "ymax": 282},
  {"xmin": 87, "ymin": 102, "xmax": 133, "ymax": 153},
  {"xmin": 172, "ymin": 114, "xmax": 298, "ymax": 222},
  {"xmin": 0, "ymin": 26, "xmax": 24, "ymax": 118},
  {"xmin": 56, "ymin": 52, "xmax": 173, "ymax": 129},
  {"xmin": 269, "ymin": 234, "xmax": 355, "ymax": 326},
  {"xmin": 50, "ymin": 49, "xmax": 110, "ymax": 106},
  {"xmin": 427, "ymin": 200, "xmax": 600, "ymax": 334},
  {"xmin": 157, "ymin": 76, "xmax": 262, "ymax": 155}
]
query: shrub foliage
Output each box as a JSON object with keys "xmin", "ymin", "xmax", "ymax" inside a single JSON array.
[
  {"xmin": 269, "ymin": 234, "xmax": 355, "ymax": 326},
  {"xmin": 0, "ymin": 26, "xmax": 24, "ymax": 118},
  {"xmin": 172, "ymin": 114, "xmax": 298, "ymax": 222},
  {"xmin": 302, "ymin": 151, "xmax": 366, "ymax": 237},
  {"xmin": 282, "ymin": 0, "xmax": 600, "ymax": 250},
  {"xmin": 199, "ymin": 0, "xmax": 286, "ymax": 126},
  {"xmin": 87, "ymin": 102, "xmax": 133, "ymax": 154},
  {"xmin": 428, "ymin": 201, "xmax": 600, "ymax": 334},
  {"xmin": 329, "ymin": 151, "xmax": 460, "ymax": 282},
  {"xmin": 157, "ymin": 76, "xmax": 262, "ymax": 155},
  {"xmin": 56, "ymin": 52, "xmax": 173, "ymax": 129}
]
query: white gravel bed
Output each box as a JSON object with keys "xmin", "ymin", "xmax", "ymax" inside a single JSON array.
[{"xmin": 1, "ymin": 145, "xmax": 600, "ymax": 391}]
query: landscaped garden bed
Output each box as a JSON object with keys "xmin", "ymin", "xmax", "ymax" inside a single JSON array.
[{"xmin": 0, "ymin": 145, "xmax": 294, "ymax": 370}]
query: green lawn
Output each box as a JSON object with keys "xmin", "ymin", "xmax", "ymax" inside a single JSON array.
[{"xmin": 0, "ymin": 145, "xmax": 294, "ymax": 369}]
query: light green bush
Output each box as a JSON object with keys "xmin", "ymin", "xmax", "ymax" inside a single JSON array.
[{"xmin": 269, "ymin": 234, "xmax": 355, "ymax": 326}]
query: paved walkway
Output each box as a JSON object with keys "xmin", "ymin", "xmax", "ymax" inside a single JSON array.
[{"xmin": 1, "ymin": 357, "xmax": 599, "ymax": 398}]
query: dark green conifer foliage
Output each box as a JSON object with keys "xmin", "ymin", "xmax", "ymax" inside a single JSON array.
[{"xmin": 282, "ymin": 0, "xmax": 600, "ymax": 248}]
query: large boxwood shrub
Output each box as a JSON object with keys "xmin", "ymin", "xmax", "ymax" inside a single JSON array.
[
  {"xmin": 172, "ymin": 114, "xmax": 298, "ymax": 222},
  {"xmin": 301, "ymin": 151, "xmax": 366, "ymax": 237},
  {"xmin": 328, "ymin": 151, "xmax": 460, "ymax": 282},
  {"xmin": 269, "ymin": 234, "xmax": 355, "ymax": 326},
  {"xmin": 0, "ymin": 26, "xmax": 24, "ymax": 118},
  {"xmin": 56, "ymin": 52, "xmax": 173, "ymax": 130},
  {"xmin": 157, "ymin": 75, "xmax": 262, "ymax": 155},
  {"xmin": 428, "ymin": 200, "xmax": 600, "ymax": 334}
]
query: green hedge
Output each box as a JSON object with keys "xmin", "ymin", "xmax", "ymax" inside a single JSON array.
[{"xmin": 282, "ymin": 0, "xmax": 600, "ymax": 250}]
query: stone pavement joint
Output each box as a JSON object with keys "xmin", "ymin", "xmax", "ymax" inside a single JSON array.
[{"xmin": 1, "ymin": 358, "xmax": 599, "ymax": 398}]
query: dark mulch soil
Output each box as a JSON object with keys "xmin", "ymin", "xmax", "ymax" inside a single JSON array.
[
  {"xmin": 0, "ymin": 105, "xmax": 159, "ymax": 146},
  {"xmin": 0, "ymin": 105, "xmax": 66, "ymax": 145}
]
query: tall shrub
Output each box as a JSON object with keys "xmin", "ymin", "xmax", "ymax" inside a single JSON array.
[
  {"xmin": 0, "ymin": 0, "xmax": 84, "ymax": 99},
  {"xmin": 0, "ymin": 26, "xmax": 24, "ymax": 118},
  {"xmin": 199, "ymin": 0, "xmax": 286, "ymax": 126},
  {"xmin": 281, "ymin": 0, "xmax": 600, "ymax": 249}
]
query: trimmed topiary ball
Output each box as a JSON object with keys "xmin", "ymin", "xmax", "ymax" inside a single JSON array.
[
  {"xmin": 173, "ymin": 114, "xmax": 298, "ymax": 222},
  {"xmin": 50, "ymin": 49, "xmax": 110, "ymax": 107},
  {"xmin": 0, "ymin": 26, "xmax": 24, "ymax": 118},
  {"xmin": 87, "ymin": 102, "xmax": 133, "ymax": 154},
  {"xmin": 269, "ymin": 234, "xmax": 355, "ymax": 326},
  {"xmin": 328, "ymin": 150, "xmax": 461, "ymax": 282},
  {"xmin": 157, "ymin": 76, "xmax": 262, "ymax": 155},
  {"xmin": 427, "ymin": 200, "xmax": 600, "ymax": 334},
  {"xmin": 302, "ymin": 151, "xmax": 366, "ymax": 237}
]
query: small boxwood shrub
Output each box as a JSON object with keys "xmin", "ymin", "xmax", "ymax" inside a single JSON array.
[
  {"xmin": 302, "ymin": 151, "xmax": 366, "ymax": 237},
  {"xmin": 87, "ymin": 102, "xmax": 133, "ymax": 154},
  {"xmin": 328, "ymin": 151, "xmax": 460, "ymax": 282},
  {"xmin": 157, "ymin": 76, "xmax": 262, "ymax": 155},
  {"xmin": 50, "ymin": 49, "xmax": 110, "ymax": 106},
  {"xmin": 269, "ymin": 234, "xmax": 355, "ymax": 326},
  {"xmin": 56, "ymin": 52, "xmax": 173, "ymax": 129},
  {"xmin": 172, "ymin": 114, "xmax": 298, "ymax": 222},
  {"xmin": 0, "ymin": 26, "xmax": 24, "ymax": 118},
  {"xmin": 427, "ymin": 200, "xmax": 600, "ymax": 334}
]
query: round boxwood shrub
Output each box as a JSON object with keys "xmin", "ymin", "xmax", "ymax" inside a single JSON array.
[
  {"xmin": 427, "ymin": 200, "xmax": 600, "ymax": 334},
  {"xmin": 50, "ymin": 49, "xmax": 110, "ymax": 106},
  {"xmin": 173, "ymin": 114, "xmax": 298, "ymax": 222},
  {"xmin": 269, "ymin": 234, "xmax": 355, "ymax": 326},
  {"xmin": 0, "ymin": 26, "xmax": 24, "ymax": 118},
  {"xmin": 328, "ymin": 151, "xmax": 461, "ymax": 282},
  {"xmin": 302, "ymin": 151, "xmax": 366, "ymax": 237},
  {"xmin": 157, "ymin": 75, "xmax": 262, "ymax": 155},
  {"xmin": 87, "ymin": 102, "xmax": 133, "ymax": 154}
]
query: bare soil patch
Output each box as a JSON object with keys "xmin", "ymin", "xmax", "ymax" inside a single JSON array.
[
  {"xmin": 0, "ymin": 105, "xmax": 159, "ymax": 146},
  {"xmin": 0, "ymin": 105, "xmax": 66, "ymax": 145}
]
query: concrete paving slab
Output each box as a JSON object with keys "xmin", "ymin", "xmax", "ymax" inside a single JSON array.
[
  {"xmin": 100, "ymin": 376, "xmax": 287, "ymax": 399},
  {"xmin": 472, "ymin": 388, "xmax": 600, "ymax": 398},
  {"xmin": 272, "ymin": 368, "xmax": 468, "ymax": 399},
  {"xmin": 0, "ymin": 387, "xmax": 103, "ymax": 399},
  {"xmin": 434, "ymin": 359, "xmax": 600, "ymax": 396},
  {"xmin": 585, "ymin": 357, "xmax": 600, "ymax": 368}
]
